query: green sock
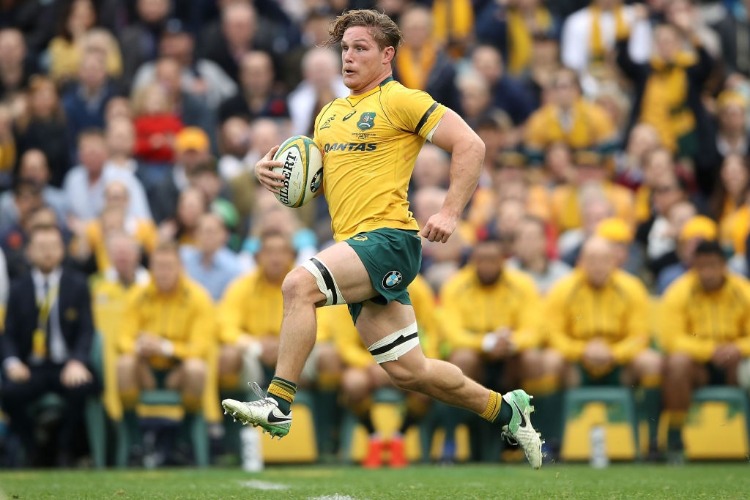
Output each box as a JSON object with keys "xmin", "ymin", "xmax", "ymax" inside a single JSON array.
[
  {"xmin": 267, "ymin": 376, "xmax": 297, "ymax": 414},
  {"xmin": 642, "ymin": 388, "xmax": 661, "ymax": 446}
]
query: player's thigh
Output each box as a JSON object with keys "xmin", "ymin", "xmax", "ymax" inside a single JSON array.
[
  {"xmin": 311, "ymin": 240, "xmax": 377, "ymax": 304},
  {"xmin": 355, "ymin": 299, "xmax": 417, "ymax": 347}
]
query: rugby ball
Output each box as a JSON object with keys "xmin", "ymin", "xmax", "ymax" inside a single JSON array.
[{"xmin": 272, "ymin": 135, "xmax": 323, "ymax": 208}]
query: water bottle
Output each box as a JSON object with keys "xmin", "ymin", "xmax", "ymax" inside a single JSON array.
[
  {"xmin": 589, "ymin": 425, "xmax": 609, "ymax": 469},
  {"xmin": 240, "ymin": 426, "xmax": 264, "ymax": 472}
]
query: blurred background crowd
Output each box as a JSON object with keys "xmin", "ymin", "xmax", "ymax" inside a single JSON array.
[{"xmin": 1, "ymin": 0, "xmax": 750, "ymax": 470}]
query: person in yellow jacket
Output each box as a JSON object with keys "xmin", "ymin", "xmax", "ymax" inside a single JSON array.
[
  {"xmin": 116, "ymin": 242, "xmax": 215, "ymax": 419},
  {"xmin": 545, "ymin": 236, "xmax": 663, "ymax": 451},
  {"xmin": 660, "ymin": 240, "xmax": 750, "ymax": 459},
  {"xmin": 439, "ymin": 236, "xmax": 552, "ymax": 458},
  {"xmin": 320, "ymin": 274, "xmax": 439, "ymax": 469},
  {"xmin": 524, "ymin": 68, "xmax": 617, "ymax": 155}
]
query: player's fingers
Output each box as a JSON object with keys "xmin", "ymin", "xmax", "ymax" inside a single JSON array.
[{"xmin": 264, "ymin": 145, "xmax": 280, "ymax": 160}]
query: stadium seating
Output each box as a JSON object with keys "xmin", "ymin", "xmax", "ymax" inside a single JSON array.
[
  {"xmin": 561, "ymin": 387, "xmax": 639, "ymax": 462},
  {"xmin": 683, "ymin": 387, "xmax": 750, "ymax": 460}
]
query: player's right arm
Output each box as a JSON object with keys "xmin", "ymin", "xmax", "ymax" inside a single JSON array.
[{"xmin": 422, "ymin": 109, "xmax": 485, "ymax": 243}]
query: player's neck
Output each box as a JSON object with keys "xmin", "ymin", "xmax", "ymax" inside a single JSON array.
[{"xmin": 349, "ymin": 72, "xmax": 393, "ymax": 96}]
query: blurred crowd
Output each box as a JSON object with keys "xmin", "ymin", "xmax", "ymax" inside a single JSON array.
[{"xmin": 1, "ymin": 0, "xmax": 750, "ymax": 468}]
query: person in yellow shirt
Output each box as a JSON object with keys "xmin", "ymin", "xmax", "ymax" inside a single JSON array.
[
  {"xmin": 320, "ymin": 274, "xmax": 439, "ymax": 468},
  {"xmin": 116, "ymin": 242, "xmax": 215, "ymax": 423},
  {"xmin": 660, "ymin": 240, "xmax": 750, "ymax": 460},
  {"xmin": 440, "ymin": 236, "xmax": 552, "ymax": 458},
  {"xmin": 525, "ymin": 68, "xmax": 617, "ymax": 156},
  {"xmin": 223, "ymin": 10, "xmax": 543, "ymax": 469},
  {"xmin": 545, "ymin": 236, "xmax": 663, "ymax": 452}
]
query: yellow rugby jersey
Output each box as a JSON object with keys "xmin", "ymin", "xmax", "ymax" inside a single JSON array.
[{"xmin": 313, "ymin": 77, "xmax": 447, "ymax": 241}]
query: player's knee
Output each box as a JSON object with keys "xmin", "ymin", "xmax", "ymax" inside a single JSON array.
[
  {"xmin": 116, "ymin": 354, "xmax": 137, "ymax": 375},
  {"xmin": 341, "ymin": 369, "xmax": 370, "ymax": 401},
  {"xmin": 666, "ymin": 353, "xmax": 692, "ymax": 377},
  {"xmin": 541, "ymin": 348, "xmax": 566, "ymax": 375},
  {"xmin": 183, "ymin": 358, "xmax": 207, "ymax": 381},
  {"xmin": 282, "ymin": 267, "xmax": 319, "ymax": 305},
  {"xmin": 317, "ymin": 343, "xmax": 343, "ymax": 374}
]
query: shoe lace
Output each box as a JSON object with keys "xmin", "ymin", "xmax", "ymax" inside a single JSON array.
[
  {"xmin": 245, "ymin": 382, "xmax": 270, "ymax": 406},
  {"xmin": 501, "ymin": 429, "xmax": 518, "ymax": 446}
]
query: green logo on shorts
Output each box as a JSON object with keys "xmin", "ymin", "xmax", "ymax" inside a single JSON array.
[{"xmin": 357, "ymin": 112, "xmax": 376, "ymax": 130}]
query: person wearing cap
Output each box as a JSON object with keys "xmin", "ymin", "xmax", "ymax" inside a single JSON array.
[
  {"xmin": 544, "ymin": 236, "xmax": 663, "ymax": 454},
  {"xmin": 550, "ymin": 149, "xmax": 634, "ymax": 234},
  {"xmin": 148, "ymin": 127, "xmax": 211, "ymax": 224},
  {"xmin": 660, "ymin": 239, "xmax": 750, "ymax": 461},
  {"xmin": 595, "ymin": 216, "xmax": 643, "ymax": 275},
  {"xmin": 656, "ymin": 215, "xmax": 718, "ymax": 294}
]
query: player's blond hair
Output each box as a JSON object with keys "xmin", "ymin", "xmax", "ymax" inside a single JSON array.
[{"xmin": 324, "ymin": 9, "xmax": 402, "ymax": 52}]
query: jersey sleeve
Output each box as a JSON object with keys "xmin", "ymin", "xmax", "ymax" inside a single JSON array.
[{"xmin": 385, "ymin": 85, "xmax": 447, "ymax": 140}]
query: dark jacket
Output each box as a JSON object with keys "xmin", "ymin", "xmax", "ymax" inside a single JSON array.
[{"xmin": 1, "ymin": 268, "xmax": 94, "ymax": 365}]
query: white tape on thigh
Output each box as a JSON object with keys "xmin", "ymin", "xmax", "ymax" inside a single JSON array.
[
  {"xmin": 367, "ymin": 322, "xmax": 420, "ymax": 364},
  {"xmin": 301, "ymin": 258, "xmax": 346, "ymax": 306}
]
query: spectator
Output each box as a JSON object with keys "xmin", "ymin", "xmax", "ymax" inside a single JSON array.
[
  {"xmin": 116, "ymin": 242, "xmax": 214, "ymax": 457},
  {"xmin": 521, "ymin": 31, "xmax": 562, "ymax": 109},
  {"xmin": 711, "ymin": 154, "xmax": 750, "ymax": 251},
  {"xmin": 713, "ymin": 0, "xmax": 750, "ymax": 78},
  {"xmin": 288, "ymin": 47, "xmax": 348, "ymax": 137},
  {"xmin": 0, "ymin": 1, "xmax": 57, "ymax": 56},
  {"xmin": 198, "ymin": 1, "xmax": 277, "ymax": 85},
  {"xmin": 1, "ymin": 204, "xmax": 63, "ymax": 281},
  {"xmin": 131, "ymin": 82, "xmax": 183, "ymax": 166},
  {"xmin": 550, "ymin": 150, "xmax": 634, "ymax": 234},
  {"xmin": 439, "ymin": 236, "xmax": 546, "ymax": 459},
  {"xmin": 545, "ymin": 236, "xmax": 662, "ymax": 453},
  {"xmin": 456, "ymin": 71, "xmax": 496, "ymax": 131},
  {"xmin": 218, "ymin": 50, "xmax": 290, "ymax": 124},
  {"xmin": 635, "ymin": 170, "xmax": 689, "ymax": 277},
  {"xmin": 0, "ymin": 179, "xmax": 44, "ymax": 241},
  {"xmin": 595, "ymin": 216, "xmax": 643, "ymax": 275},
  {"xmin": 104, "ymin": 116, "xmax": 139, "ymax": 176},
  {"xmin": 524, "ymin": 68, "xmax": 617, "ymax": 157},
  {"xmin": 0, "ymin": 150, "xmax": 68, "ymax": 230},
  {"xmin": 657, "ymin": 215, "xmax": 718, "ymax": 294},
  {"xmin": 325, "ymin": 274, "xmax": 438, "ymax": 468},
  {"xmin": 118, "ymin": 0, "xmax": 171, "ymax": 92},
  {"xmin": 1, "ymin": 225, "xmax": 98, "ymax": 467},
  {"xmin": 429, "ymin": 0, "xmax": 474, "ymax": 59},
  {"xmin": 131, "ymin": 19, "xmax": 237, "ymax": 112},
  {"xmin": 281, "ymin": 9, "xmax": 336, "ymax": 91},
  {"xmin": 62, "ymin": 129, "xmax": 152, "ymax": 222},
  {"xmin": 69, "ymin": 181, "xmax": 157, "ymax": 274},
  {"xmin": 181, "ymin": 213, "xmax": 242, "ymax": 302},
  {"xmin": 217, "ymin": 229, "xmax": 295, "ymax": 391},
  {"xmin": 614, "ymin": 122, "xmax": 661, "ymax": 197},
  {"xmin": 14, "ymin": 76, "xmax": 71, "ymax": 187},
  {"xmin": 561, "ymin": 0, "xmax": 651, "ymax": 94},
  {"xmin": 61, "ymin": 51, "xmax": 118, "ymax": 161},
  {"xmin": 471, "ymin": 45, "xmax": 535, "ymax": 126},
  {"xmin": 47, "ymin": 1, "xmax": 122, "ymax": 85},
  {"xmin": 0, "ymin": 245, "xmax": 7, "ymax": 314},
  {"xmin": 151, "ymin": 57, "xmax": 216, "ymax": 154},
  {"xmin": 696, "ymin": 92, "xmax": 750, "ymax": 197},
  {"xmin": 0, "ymin": 104, "xmax": 14, "ymax": 190},
  {"xmin": 217, "ymin": 116, "xmax": 251, "ymax": 182},
  {"xmin": 557, "ymin": 184, "xmax": 615, "ymax": 265},
  {"xmin": 393, "ymin": 5, "xmax": 461, "ymax": 114},
  {"xmin": 661, "ymin": 239, "xmax": 750, "ymax": 462},
  {"xmin": 615, "ymin": 9, "xmax": 714, "ymax": 157},
  {"xmin": 474, "ymin": 0, "xmax": 557, "ymax": 78},
  {"xmin": 0, "ymin": 28, "xmax": 39, "ymax": 102},
  {"xmin": 161, "ymin": 187, "xmax": 208, "ymax": 247},
  {"xmin": 148, "ymin": 127, "xmax": 211, "ymax": 223},
  {"xmin": 411, "ymin": 144, "xmax": 450, "ymax": 192},
  {"xmin": 508, "ymin": 216, "xmax": 572, "ymax": 295}
]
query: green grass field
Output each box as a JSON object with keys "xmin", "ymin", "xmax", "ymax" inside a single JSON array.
[{"xmin": 1, "ymin": 464, "xmax": 749, "ymax": 499}]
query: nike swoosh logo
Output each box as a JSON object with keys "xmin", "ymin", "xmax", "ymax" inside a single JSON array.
[
  {"xmin": 267, "ymin": 412, "xmax": 291, "ymax": 424},
  {"xmin": 343, "ymin": 111, "xmax": 357, "ymax": 121},
  {"xmin": 513, "ymin": 401, "xmax": 528, "ymax": 428}
]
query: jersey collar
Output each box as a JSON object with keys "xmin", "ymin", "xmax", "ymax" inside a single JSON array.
[{"xmin": 347, "ymin": 75, "xmax": 395, "ymax": 103}]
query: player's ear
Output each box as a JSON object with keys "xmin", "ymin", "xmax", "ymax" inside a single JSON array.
[{"xmin": 382, "ymin": 46, "xmax": 396, "ymax": 64}]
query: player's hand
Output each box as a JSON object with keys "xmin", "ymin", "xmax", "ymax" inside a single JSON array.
[
  {"xmin": 5, "ymin": 360, "xmax": 30, "ymax": 383},
  {"xmin": 420, "ymin": 210, "xmax": 459, "ymax": 243},
  {"xmin": 255, "ymin": 146, "xmax": 287, "ymax": 194},
  {"xmin": 711, "ymin": 343, "xmax": 742, "ymax": 369},
  {"xmin": 137, "ymin": 334, "xmax": 164, "ymax": 358},
  {"xmin": 61, "ymin": 359, "xmax": 92, "ymax": 388}
]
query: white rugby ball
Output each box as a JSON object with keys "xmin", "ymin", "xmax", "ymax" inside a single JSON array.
[{"xmin": 272, "ymin": 135, "xmax": 323, "ymax": 208}]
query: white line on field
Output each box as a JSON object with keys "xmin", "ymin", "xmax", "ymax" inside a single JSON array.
[
  {"xmin": 308, "ymin": 496, "xmax": 357, "ymax": 500},
  {"xmin": 239, "ymin": 480, "xmax": 290, "ymax": 491}
]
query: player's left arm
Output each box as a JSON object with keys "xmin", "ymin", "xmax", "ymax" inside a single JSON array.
[{"xmin": 422, "ymin": 109, "xmax": 485, "ymax": 243}]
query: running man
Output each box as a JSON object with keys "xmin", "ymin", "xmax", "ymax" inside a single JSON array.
[{"xmin": 222, "ymin": 9, "xmax": 543, "ymax": 468}]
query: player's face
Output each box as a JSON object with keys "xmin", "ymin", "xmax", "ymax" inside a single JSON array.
[
  {"xmin": 150, "ymin": 251, "xmax": 181, "ymax": 293},
  {"xmin": 693, "ymin": 253, "xmax": 726, "ymax": 292},
  {"xmin": 340, "ymin": 26, "xmax": 392, "ymax": 94}
]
